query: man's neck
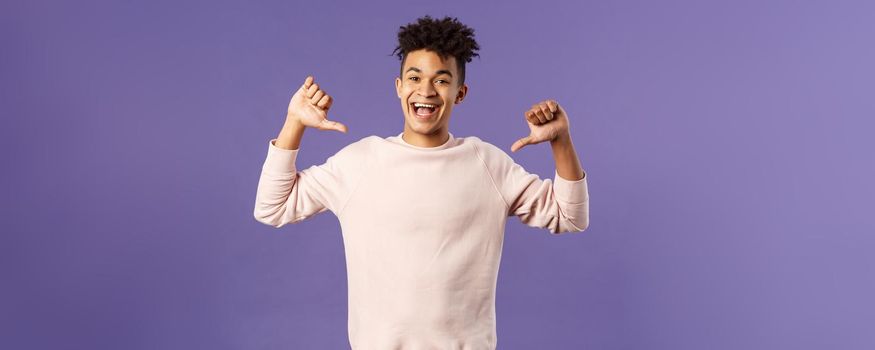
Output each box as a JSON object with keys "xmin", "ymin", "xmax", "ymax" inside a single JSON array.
[{"xmin": 401, "ymin": 129, "xmax": 450, "ymax": 148}]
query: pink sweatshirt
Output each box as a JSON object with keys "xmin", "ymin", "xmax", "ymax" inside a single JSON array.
[{"xmin": 254, "ymin": 132, "xmax": 589, "ymax": 349}]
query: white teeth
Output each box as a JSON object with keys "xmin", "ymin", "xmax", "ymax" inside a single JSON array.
[{"xmin": 413, "ymin": 103, "xmax": 438, "ymax": 108}]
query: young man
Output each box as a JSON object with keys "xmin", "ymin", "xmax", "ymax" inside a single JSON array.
[{"xmin": 254, "ymin": 15, "xmax": 589, "ymax": 349}]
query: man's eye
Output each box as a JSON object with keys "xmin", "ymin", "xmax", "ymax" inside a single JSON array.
[{"xmin": 408, "ymin": 77, "xmax": 448, "ymax": 84}]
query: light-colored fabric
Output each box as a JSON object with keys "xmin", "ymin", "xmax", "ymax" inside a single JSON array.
[{"xmin": 254, "ymin": 132, "xmax": 589, "ymax": 350}]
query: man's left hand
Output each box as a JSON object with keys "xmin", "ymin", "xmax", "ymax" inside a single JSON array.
[{"xmin": 511, "ymin": 99, "xmax": 571, "ymax": 152}]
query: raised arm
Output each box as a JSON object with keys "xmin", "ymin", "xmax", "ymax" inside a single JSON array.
[
  {"xmin": 498, "ymin": 99, "xmax": 590, "ymax": 234},
  {"xmin": 253, "ymin": 75, "xmax": 358, "ymax": 228}
]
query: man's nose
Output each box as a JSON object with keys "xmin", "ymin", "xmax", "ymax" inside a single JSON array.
[{"xmin": 417, "ymin": 82, "xmax": 437, "ymax": 96}]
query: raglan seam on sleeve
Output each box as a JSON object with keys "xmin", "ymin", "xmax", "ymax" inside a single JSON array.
[
  {"xmin": 471, "ymin": 141, "xmax": 510, "ymax": 212},
  {"xmin": 336, "ymin": 138, "xmax": 372, "ymax": 217}
]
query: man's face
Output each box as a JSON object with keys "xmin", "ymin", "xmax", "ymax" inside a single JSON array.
[{"xmin": 395, "ymin": 49, "xmax": 468, "ymax": 137}]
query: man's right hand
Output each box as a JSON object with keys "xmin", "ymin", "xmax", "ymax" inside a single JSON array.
[{"xmin": 285, "ymin": 75, "xmax": 348, "ymax": 133}]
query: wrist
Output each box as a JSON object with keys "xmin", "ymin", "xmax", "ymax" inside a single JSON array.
[
  {"xmin": 551, "ymin": 131, "xmax": 572, "ymax": 145},
  {"xmin": 282, "ymin": 116, "xmax": 306, "ymax": 130}
]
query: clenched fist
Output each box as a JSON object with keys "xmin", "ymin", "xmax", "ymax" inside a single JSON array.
[
  {"xmin": 510, "ymin": 99, "xmax": 571, "ymax": 152},
  {"xmin": 286, "ymin": 75, "xmax": 348, "ymax": 133}
]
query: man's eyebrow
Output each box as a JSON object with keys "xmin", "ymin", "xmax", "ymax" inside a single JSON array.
[{"xmin": 405, "ymin": 67, "xmax": 453, "ymax": 78}]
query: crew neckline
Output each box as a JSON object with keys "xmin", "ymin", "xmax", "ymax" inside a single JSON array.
[{"xmin": 387, "ymin": 131, "xmax": 456, "ymax": 151}]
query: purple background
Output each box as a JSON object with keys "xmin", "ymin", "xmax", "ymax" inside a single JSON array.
[{"xmin": 4, "ymin": 0, "xmax": 874, "ymax": 349}]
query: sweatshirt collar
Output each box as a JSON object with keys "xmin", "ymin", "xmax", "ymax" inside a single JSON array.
[{"xmin": 390, "ymin": 132, "xmax": 456, "ymax": 150}]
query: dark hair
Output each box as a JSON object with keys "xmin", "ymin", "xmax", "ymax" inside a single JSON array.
[{"xmin": 391, "ymin": 15, "xmax": 480, "ymax": 86}]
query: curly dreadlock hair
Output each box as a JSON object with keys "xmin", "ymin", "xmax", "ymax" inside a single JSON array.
[{"xmin": 391, "ymin": 15, "xmax": 481, "ymax": 86}]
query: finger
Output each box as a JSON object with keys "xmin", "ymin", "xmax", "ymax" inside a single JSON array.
[
  {"xmin": 319, "ymin": 119, "xmax": 348, "ymax": 133},
  {"xmin": 541, "ymin": 103, "xmax": 554, "ymax": 120},
  {"xmin": 310, "ymin": 90, "xmax": 325, "ymax": 105},
  {"xmin": 546, "ymin": 100, "xmax": 558, "ymax": 113},
  {"xmin": 307, "ymin": 83, "xmax": 320, "ymax": 98},
  {"xmin": 534, "ymin": 108, "xmax": 547, "ymax": 123},
  {"xmin": 316, "ymin": 95, "xmax": 331, "ymax": 109},
  {"xmin": 538, "ymin": 104, "xmax": 554, "ymax": 121},
  {"xmin": 511, "ymin": 135, "xmax": 533, "ymax": 153},
  {"xmin": 299, "ymin": 76, "xmax": 313, "ymax": 92},
  {"xmin": 531, "ymin": 104, "xmax": 547, "ymax": 123},
  {"xmin": 532, "ymin": 110, "xmax": 542, "ymax": 124},
  {"xmin": 525, "ymin": 111, "xmax": 539, "ymax": 124}
]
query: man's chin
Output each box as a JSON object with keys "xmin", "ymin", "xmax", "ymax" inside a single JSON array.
[
  {"xmin": 406, "ymin": 120, "xmax": 439, "ymax": 135},
  {"xmin": 407, "ymin": 115, "xmax": 435, "ymax": 127}
]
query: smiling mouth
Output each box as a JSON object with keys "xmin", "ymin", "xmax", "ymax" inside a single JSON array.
[{"xmin": 410, "ymin": 103, "xmax": 439, "ymax": 119}]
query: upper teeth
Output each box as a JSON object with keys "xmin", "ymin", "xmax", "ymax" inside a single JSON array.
[{"xmin": 414, "ymin": 103, "xmax": 437, "ymax": 108}]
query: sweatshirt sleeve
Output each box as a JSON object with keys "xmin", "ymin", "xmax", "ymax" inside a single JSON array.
[
  {"xmin": 253, "ymin": 138, "xmax": 367, "ymax": 228},
  {"xmin": 474, "ymin": 140, "xmax": 589, "ymax": 234}
]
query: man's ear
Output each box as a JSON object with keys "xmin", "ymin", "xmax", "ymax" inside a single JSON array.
[
  {"xmin": 455, "ymin": 83, "xmax": 468, "ymax": 103},
  {"xmin": 395, "ymin": 77, "xmax": 402, "ymax": 99}
]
